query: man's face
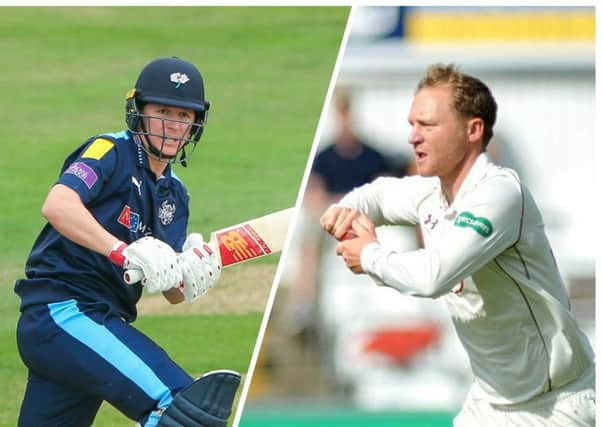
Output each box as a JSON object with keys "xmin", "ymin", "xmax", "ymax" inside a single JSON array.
[
  {"xmin": 142, "ymin": 103, "xmax": 195, "ymax": 157},
  {"xmin": 407, "ymin": 85, "xmax": 471, "ymax": 179}
]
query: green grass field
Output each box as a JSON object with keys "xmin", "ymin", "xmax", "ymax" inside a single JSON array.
[{"xmin": 0, "ymin": 6, "xmax": 348, "ymax": 426}]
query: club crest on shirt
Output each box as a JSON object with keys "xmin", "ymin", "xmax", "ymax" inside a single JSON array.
[
  {"xmin": 444, "ymin": 277, "xmax": 486, "ymax": 322},
  {"xmin": 452, "ymin": 280, "xmax": 465, "ymax": 294},
  {"xmin": 158, "ymin": 200, "xmax": 176, "ymax": 226}
]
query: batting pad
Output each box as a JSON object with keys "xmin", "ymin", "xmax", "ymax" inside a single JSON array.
[{"xmin": 156, "ymin": 370, "xmax": 241, "ymax": 427}]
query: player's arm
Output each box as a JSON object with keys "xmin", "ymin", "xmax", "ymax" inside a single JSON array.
[
  {"xmin": 44, "ymin": 184, "xmax": 183, "ymax": 294},
  {"xmin": 55, "ymin": 139, "xmax": 183, "ymax": 294},
  {"xmin": 354, "ymin": 177, "xmax": 522, "ymax": 297},
  {"xmin": 42, "ymin": 183, "xmax": 120, "ymax": 255},
  {"xmin": 321, "ymin": 176, "xmax": 430, "ymax": 239}
]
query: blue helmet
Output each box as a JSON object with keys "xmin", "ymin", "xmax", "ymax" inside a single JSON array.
[{"xmin": 125, "ymin": 57, "xmax": 210, "ymax": 164}]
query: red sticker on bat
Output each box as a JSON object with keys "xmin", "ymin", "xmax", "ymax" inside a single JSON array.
[{"xmin": 215, "ymin": 225, "xmax": 272, "ymax": 267}]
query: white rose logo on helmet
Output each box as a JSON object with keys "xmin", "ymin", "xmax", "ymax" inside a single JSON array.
[{"xmin": 170, "ymin": 72, "xmax": 190, "ymax": 88}]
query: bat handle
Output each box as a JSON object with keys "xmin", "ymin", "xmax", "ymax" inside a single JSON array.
[{"xmin": 124, "ymin": 269, "xmax": 143, "ymax": 284}]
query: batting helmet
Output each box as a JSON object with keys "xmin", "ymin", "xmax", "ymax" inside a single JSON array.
[{"xmin": 125, "ymin": 57, "xmax": 210, "ymax": 164}]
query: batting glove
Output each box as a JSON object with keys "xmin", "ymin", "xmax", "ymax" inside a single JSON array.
[
  {"xmin": 109, "ymin": 237, "xmax": 183, "ymax": 293},
  {"xmin": 177, "ymin": 233, "xmax": 222, "ymax": 302}
]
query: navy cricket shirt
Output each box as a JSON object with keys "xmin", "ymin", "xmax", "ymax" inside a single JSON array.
[{"xmin": 15, "ymin": 130, "xmax": 190, "ymax": 321}]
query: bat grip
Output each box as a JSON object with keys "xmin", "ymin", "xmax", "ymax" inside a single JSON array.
[{"xmin": 124, "ymin": 269, "xmax": 143, "ymax": 284}]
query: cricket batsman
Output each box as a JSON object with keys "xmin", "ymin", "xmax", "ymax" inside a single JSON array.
[
  {"xmin": 321, "ymin": 64, "xmax": 595, "ymax": 426},
  {"xmin": 14, "ymin": 57, "xmax": 240, "ymax": 426}
]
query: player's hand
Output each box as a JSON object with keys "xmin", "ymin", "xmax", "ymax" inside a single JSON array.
[
  {"xmin": 320, "ymin": 205, "xmax": 361, "ymax": 241},
  {"xmin": 177, "ymin": 233, "xmax": 222, "ymax": 302},
  {"xmin": 335, "ymin": 214, "xmax": 378, "ymax": 274},
  {"xmin": 109, "ymin": 237, "xmax": 183, "ymax": 293}
]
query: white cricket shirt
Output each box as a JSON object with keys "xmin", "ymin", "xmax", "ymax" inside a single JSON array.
[{"xmin": 338, "ymin": 154, "xmax": 594, "ymax": 405}]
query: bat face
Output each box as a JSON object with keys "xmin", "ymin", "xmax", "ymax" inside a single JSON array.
[
  {"xmin": 210, "ymin": 207, "xmax": 293, "ymax": 268},
  {"xmin": 214, "ymin": 224, "xmax": 273, "ymax": 267}
]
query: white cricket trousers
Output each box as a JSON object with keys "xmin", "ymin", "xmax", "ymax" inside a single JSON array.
[{"xmin": 454, "ymin": 368, "xmax": 595, "ymax": 427}]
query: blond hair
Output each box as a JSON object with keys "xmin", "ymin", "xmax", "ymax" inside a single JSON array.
[{"xmin": 417, "ymin": 64, "xmax": 497, "ymax": 147}]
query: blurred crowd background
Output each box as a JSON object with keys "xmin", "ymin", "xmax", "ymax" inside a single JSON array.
[{"xmin": 239, "ymin": 6, "xmax": 595, "ymax": 426}]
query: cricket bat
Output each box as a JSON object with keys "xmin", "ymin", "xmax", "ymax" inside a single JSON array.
[{"xmin": 124, "ymin": 207, "xmax": 294, "ymax": 284}]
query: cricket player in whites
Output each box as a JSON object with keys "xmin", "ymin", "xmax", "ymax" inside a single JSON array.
[
  {"xmin": 321, "ymin": 64, "xmax": 595, "ymax": 426},
  {"xmin": 15, "ymin": 57, "xmax": 240, "ymax": 426}
]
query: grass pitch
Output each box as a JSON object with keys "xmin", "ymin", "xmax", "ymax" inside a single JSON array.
[{"xmin": 0, "ymin": 6, "xmax": 348, "ymax": 426}]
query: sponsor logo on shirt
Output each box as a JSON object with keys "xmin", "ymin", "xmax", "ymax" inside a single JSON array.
[
  {"xmin": 158, "ymin": 200, "xmax": 176, "ymax": 226},
  {"xmin": 454, "ymin": 211, "xmax": 493, "ymax": 237},
  {"xmin": 424, "ymin": 213, "xmax": 439, "ymax": 230},
  {"xmin": 117, "ymin": 205, "xmax": 148, "ymax": 233},
  {"xmin": 64, "ymin": 162, "xmax": 98, "ymax": 189}
]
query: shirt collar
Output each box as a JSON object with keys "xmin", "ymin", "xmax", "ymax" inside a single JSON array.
[
  {"xmin": 132, "ymin": 134, "xmax": 147, "ymax": 168},
  {"xmin": 132, "ymin": 133, "xmax": 172, "ymax": 179},
  {"xmin": 454, "ymin": 153, "xmax": 490, "ymax": 201},
  {"xmin": 437, "ymin": 153, "xmax": 490, "ymax": 213}
]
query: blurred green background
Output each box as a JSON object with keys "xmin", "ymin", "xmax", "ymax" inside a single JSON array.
[
  {"xmin": 239, "ymin": 407, "xmax": 455, "ymax": 427},
  {"xmin": 0, "ymin": 6, "xmax": 348, "ymax": 426}
]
